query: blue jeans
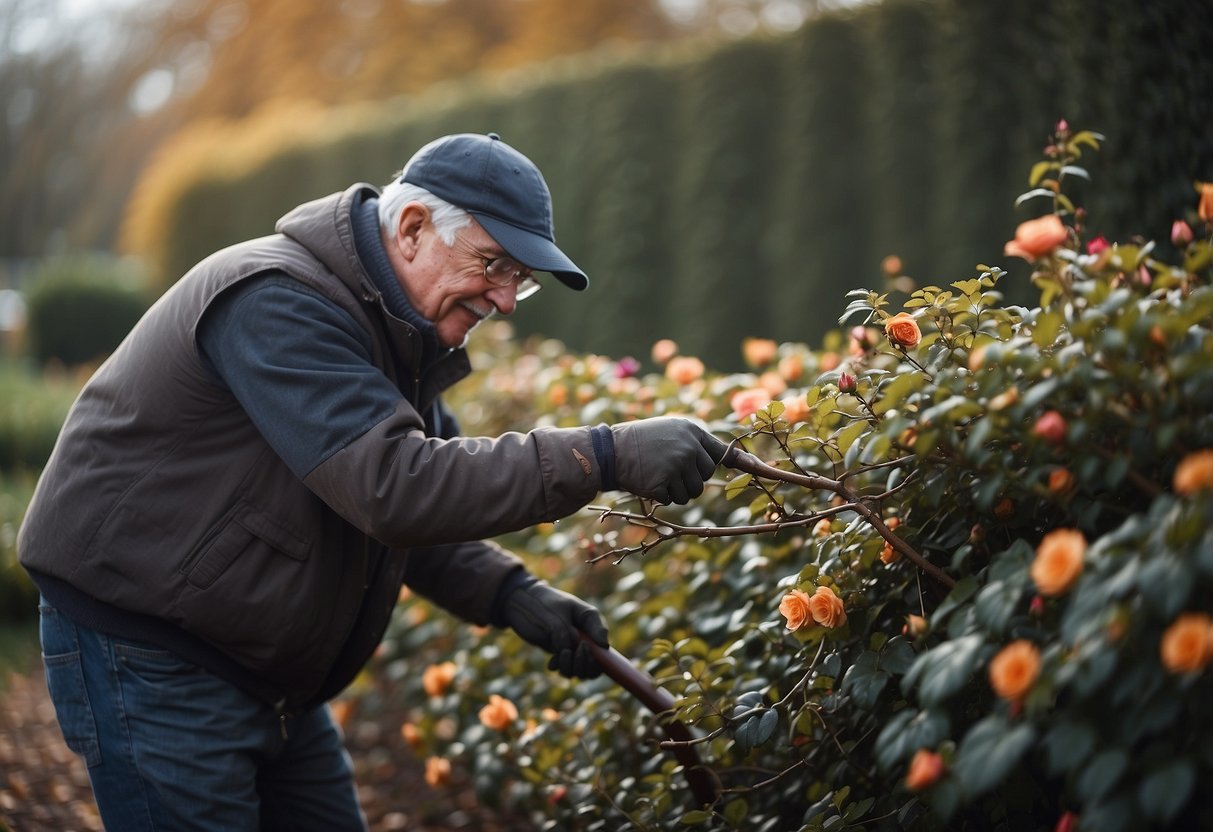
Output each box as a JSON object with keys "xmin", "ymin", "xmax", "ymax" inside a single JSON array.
[{"xmin": 38, "ymin": 600, "xmax": 367, "ymax": 831}]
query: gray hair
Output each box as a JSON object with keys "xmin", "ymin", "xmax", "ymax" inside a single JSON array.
[{"xmin": 377, "ymin": 179, "xmax": 472, "ymax": 245}]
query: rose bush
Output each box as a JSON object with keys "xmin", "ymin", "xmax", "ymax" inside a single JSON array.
[{"xmin": 354, "ymin": 126, "xmax": 1213, "ymax": 831}]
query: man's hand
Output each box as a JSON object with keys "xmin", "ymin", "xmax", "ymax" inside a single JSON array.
[
  {"xmin": 501, "ymin": 582, "xmax": 609, "ymax": 679},
  {"xmin": 610, "ymin": 417, "xmax": 729, "ymax": 504}
]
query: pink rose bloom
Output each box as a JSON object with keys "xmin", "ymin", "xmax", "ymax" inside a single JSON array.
[{"xmin": 730, "ymin": 387, "xmax": 772, "ymax": 421}]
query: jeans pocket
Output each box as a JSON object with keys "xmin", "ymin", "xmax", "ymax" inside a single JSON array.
[
  {"xmin": 113, "ymin": 640, "xmax": 196, "ymax": 676},
  {"xmin": 39, "ymin": 607, "xmax": 102, "ymax": 767}
]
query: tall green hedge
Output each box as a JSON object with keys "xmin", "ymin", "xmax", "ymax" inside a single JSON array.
[{"xmin": 139, "ymin": 0, "xmax": 1213, "ymax": 369}]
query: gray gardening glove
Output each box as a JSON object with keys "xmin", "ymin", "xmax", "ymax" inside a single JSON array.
[
  {"xmin": 601, "ymin": 417, "xmax": 729, "ymax": 505},
  {"xmin": 501, "ymin": 580, "xmax": 610, "ymax": 679}
]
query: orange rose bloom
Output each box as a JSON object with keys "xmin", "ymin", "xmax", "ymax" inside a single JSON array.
[
  {"xmin": 808, "ymin": 585, "xmax": 847, "ymax": 628},
  {"xmin": 905, "ymin": 748, "xmax": 945, "ymax": 791},
  {"xmin": 779, "ymin": 589, "xmax": 813, "ymax": 631},
  {"xmin": 1173, "ymin": 449, "xmax": 1213, "ymax": 496},
  {"xmin": 758, "ymin": 370, "xmax": 787, "ymax": 397},
  {"xmin": 988, "ymin": 386, "xmax": 1020, "ymax": 411},
  {"xmin": 730, "ymin": 387, "xmax": 772, "ymax": 421},
  {"xmin": 1030, "ymin": 529, "xmax": 1086, "ymax": 596},
  {"xmin": 422, "ymin": 661, "xmax": 457, "ymax": 697},
  {"xmin": 1004, "ymin": 214, "xmax": 1068, "ymax": 261},
  {"xmin": 778, "ymin": 353, "xmax": 805, "ymax": 382},
  {"xmin": 1160, "ymin": 612, "xmax": 1213, "ymax": 674},
  {"xmin": 881, "ymin": 254, "xmax": 904, "ymax": 277},
  {"xmin": 651, "ymin": 338, "xmax": 679, "ymax": 365},
  {"xmin": 1199, "ymin": 182, "xmax": 1213, "ymax": 223},
  {"xmin": 665, "ymin": 355, "xmax": 705, "ymax": 385},
  {"xmin": 884, "ymin": 312, "xmax": 922, "ymax": 349},
  {"xmin": 329, "ymin": 699, "xmax": 354, "ymax": 728},
  {"xmin": 988, "ymin": 640, "xmax": 1041, "ymax": 701},
  {"xmin": 401, "ymin": 722, "xmax": 423, "ymax": 748},
  {"xmin": 880, "ymin": 541, "xmax": 900, "ymax": 565},
  {"xmin": 780, "ymin": 394, "xmax": 810, "ymax": 425},
  {"xmin": 743, "ymin": 337, "xmax": 779, "ymax": 368},
  {"xmin": 819, "ymin": 351, "xmax": 841, "ymax": 372},
  {"xmin": 478, "ymin": 694, "xmax": 519, "ymax": 731},
  {"xmin": 1048, "ymin": 468, "xmax": 1075, "ymax": 495},
  {"xmin": 424, "ymin": 756, "xmax": 452, "ymax": 787}
]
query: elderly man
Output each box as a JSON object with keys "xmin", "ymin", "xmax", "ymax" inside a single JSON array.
[{"xmin": 20, "ymin": 133, "xmax": 725, "ymax": 830}]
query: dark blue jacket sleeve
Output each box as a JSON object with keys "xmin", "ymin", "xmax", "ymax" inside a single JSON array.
[{"xmin": 196, "ymin": 273, "xmax": 404, "ymax": 479}]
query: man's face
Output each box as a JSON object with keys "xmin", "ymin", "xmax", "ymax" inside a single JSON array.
[{"xmin": 397, "ymin": 215, "xmax": 521, "ymax": 349}]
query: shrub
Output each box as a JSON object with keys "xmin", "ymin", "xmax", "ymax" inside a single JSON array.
[
  {"xmin": 0, "ymin": 361, "xmax": 79, "ymax": 471},
  {"xmin": 355, "ymin": 127, "xmax": 1213, "ymax": 831},
  {"xmin": 24, "ymin": 254, "xmax": 150, "ymax": 367},
  {"xmin": 0, "ymin": 472, "xmax": 38, "ymax": 623}
]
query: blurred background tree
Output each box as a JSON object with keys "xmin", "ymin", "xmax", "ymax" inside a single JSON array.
[{"xmin": 0, "ymin": 0, "xmax": 848, "ymax": 266}]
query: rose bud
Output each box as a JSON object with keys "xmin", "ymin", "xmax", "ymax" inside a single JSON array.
[
  {"xmin": 1085, "ymin": 236, "xmax": 1109, "ymax": 256},
  {"xmin": 1172, "ymin": 220, "xmax": 1194, "ymax": 247},
  {"xmin": 838, "ymin": 372, "xmax": 857, "ymax": 394}
]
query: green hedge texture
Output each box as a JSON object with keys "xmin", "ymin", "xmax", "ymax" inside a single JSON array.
[
  {"xmin": 24, "ymin": 255, "xmax": 151, "ymax": 368},
  {"xmin": 349, "ymin": 133, "xmax": 1213, "ymax": 830},
  {"xmin": 138, "ymin": 0, "xmax": 1213, "ymax": 369}
]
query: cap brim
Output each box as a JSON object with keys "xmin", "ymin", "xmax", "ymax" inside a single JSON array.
[{"xmin": 471, "ymin": 212, "xmax": 588, "ymax": 291}]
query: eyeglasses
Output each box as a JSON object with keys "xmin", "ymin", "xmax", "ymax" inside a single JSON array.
[{"xmin": 482, "ymin": 256, "xmax": 541, "ymax": 301}]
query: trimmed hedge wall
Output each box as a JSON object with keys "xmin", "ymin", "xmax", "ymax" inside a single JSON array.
[{"xmin": 128, "ymin": 0, "xmax": 1213, "ymax": 369}]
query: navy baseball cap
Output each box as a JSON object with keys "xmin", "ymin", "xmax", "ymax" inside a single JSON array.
[{"xmin": 402, "ymin": 133, "xmax": 588, "ymax": 290}]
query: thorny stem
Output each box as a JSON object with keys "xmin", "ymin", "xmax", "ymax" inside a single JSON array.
[
  {"xmin": 897, "ymin": 346, "xmax": 934, "ymax": 380},
  {"xmin": 724, "ymin": 448, "xmax": 955, "ymax": 589},
  {"xmin": 852, "ymin": 392, "xmax": 881, "ymax": 425},
  {"xmin": 594, "ymin": 444, "xmax": 955, "ymax": 588},
  {"xmin": 587, "ymin": 502, "xmax": 860, "ymax": 566}
]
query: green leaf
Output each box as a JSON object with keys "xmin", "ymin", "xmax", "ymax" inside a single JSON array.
[
  {"xmin": 1014, "ymin": 188, "xmax": 1058, "ymax": 207},
  {"xmin": 724, "ymin": 798, "xmax": 749, "ymax": 825},
  {"xmin": 1068, "ymin": 130, "xmax": 1104, "ymax": 151},
  {"xmin": 974, "ymin": 580, "xmax": 1022, "ymax": 634},
  {"xmin": 842, "ymin": 651, "xmax": 889, "ymax": 709},
  {"xmin": 1138, "ymin": 759, "xmax": 1194, "ymax": 825},
  {"xmin": 1044, "ymin": 719, "xmax": 1096, "ymax": 775},
  {"xmin": 1184, "ymin": 240, "xmax": 1212, "ymax": 273},
  {"xmin": 844, "ymin": 796, "xmax": 875, "ymax": 822},
  {"xmin": 921, "ymin": 395, "xmax": 982, "ymax": 425},
  {"xmin": 954, "ymin": 715, "xmax": 1035, "ymax": 797},
  {"xmin": 1031, "ymin": 309, "xmax": 1064, "ymax": 346},
  {"xmin": 875, "ymin": 708, "xmax": 951, "ymax": 770},
  {"xmin": 725, "ymin": 472, "xmax": 753, "ymax": 499},
  {"xmin": 1028, "ymin": 160, "xmax": 1056, "ymax": 186},
  {"xmin": 903, "ymin": 634, "xmax": 985, "ymax": 706},
  {"xmin": 680, "ymin": 809, "xmax": 714, "ymax": 824},
  {"xmin": 832, "ymin": 419, "xmax": 869, "ymax": 456},
  {"xmin": 754, "ymin": 708, "xmax": 779, "ymax": 746},
  {"xmin": 930, "ymin": 577, "xmax": 979, "ymax": 626},
  {"xmin": 881, "ymin": 637, "xmax": 917, "ymax": 675},
  {"xmin": 1077, "ymin": 749, "xmax": 1129, "ymax": 801},
  {"xmin": 952, "ymin": 278, "xmax": 982, "ymax": 296}
]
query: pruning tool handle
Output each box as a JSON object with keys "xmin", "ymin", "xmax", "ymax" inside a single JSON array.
[{"xmin": 579, "ymin": 634, "xmax": 720, "ymax": 807}]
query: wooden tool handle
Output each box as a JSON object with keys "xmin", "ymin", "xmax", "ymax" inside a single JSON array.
[{"xmin": 580, "ymin": 635, "xmax": 719, "ymax": 806}]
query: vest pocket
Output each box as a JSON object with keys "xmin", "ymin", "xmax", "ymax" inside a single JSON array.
[{"xmin": 185, "ymin": 501, "xmax": 311, "ymax": 589}]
